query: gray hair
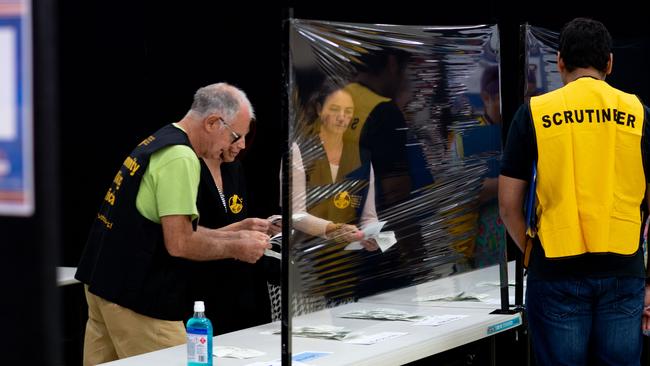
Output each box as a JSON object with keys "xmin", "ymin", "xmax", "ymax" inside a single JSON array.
[{"xmin": 190, "ymin": 82, "xmax": 255, "ymax": 121}]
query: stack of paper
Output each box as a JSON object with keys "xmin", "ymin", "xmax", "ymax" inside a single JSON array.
[
  {"xmin": 413, "ymin": 291, "xmax": 489, "ymax": 302},
  {"xmin": 338, "ymin": 308, "xmax": 425, "ymax": 322},
  {"xmin": 273, "ymin": 325, "xmax": 352, "ymax": 340},
  {"xmin": 214, "ymin": 346, "xmax": 265, "ymax": 359}
]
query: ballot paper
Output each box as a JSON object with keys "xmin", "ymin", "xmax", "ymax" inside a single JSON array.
[
  {"xmin": 264, "ymin": 249, "xmax": 281, "ymax": 260},
  {"xmin": 338, "ymin": 308, "xmax": 426, "ymax": 322},
  {"xmin": 272, "ymin": 325, "xmax": 354, "ymax": 341},
  {"xmin": 343, "ymin": 331, "xmax": 408, "ymax": 345},
  {"xmin": 242, "ymin": 351, "xmax": 331, "ymax": 366},
  {"xmin": 244, "ymin": 361, "xmax": 310, "ymax": 366},
  {"xmin": 292, "ymin": 351, "xmax": 332, "ymax": 362},
  {"xmin": 413, "ymin": 314, "xmax": 468, "ymax": 326},
  {"xmin": 214, "ymin": 346, "xmax": 265, "ymax": 359},
  {"xmin": 413, "ymin": 291, "xmax": 490, "ymax": 302},
  {"xmin": 344, "ymin": 221, "xmax": 397, "ymax": 252},
  {"xmin": 267, "ymin": 214, "xmax": 282, "ymax": 224},
  {"xmin": 475, "ymin": 281, "xmax": 515, "ymax": 287},
  {"xmin": 263, "ymin": 232, "xmax": 283, "ymax": 260}
]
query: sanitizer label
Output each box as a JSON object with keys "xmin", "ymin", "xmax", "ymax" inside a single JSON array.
[{"xmin": 187, "ymin": 328, "xmax": 209, "ymax": 364}]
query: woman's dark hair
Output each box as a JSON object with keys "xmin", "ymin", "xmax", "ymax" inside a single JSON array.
[
  {"xmin": 303, "ymin": 77, "xmax": 349, "ymax": 124},
  {"xmin": 559, "ymin": 18, "xmax": 612, "ymax": 73}
]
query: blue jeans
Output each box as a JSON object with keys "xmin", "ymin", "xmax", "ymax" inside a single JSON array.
[{"xmin": 526, "ymin": 277, "xmax": 644, "ymax": 366}]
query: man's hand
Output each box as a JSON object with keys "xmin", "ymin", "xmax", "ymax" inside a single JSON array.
[
  {"xmin": 237, "ymin": 218, "xmax": 271, "ymax": 233},
  {"xmin": 229, "ymin": 230, "xmax": 271, "ymax": 263}
]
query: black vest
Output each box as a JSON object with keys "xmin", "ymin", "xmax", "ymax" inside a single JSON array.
[
  {"xmin": 194, "ymin": 160, "xmax": 277, "ymax": 333},
  {"xmin": 76, "ymin": 124, "xmax": 196, "ymax": 321}
]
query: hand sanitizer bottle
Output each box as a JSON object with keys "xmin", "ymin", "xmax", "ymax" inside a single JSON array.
[{"xmin": 187, "ymin": 301, "xmax": 213, "ymax": 365}]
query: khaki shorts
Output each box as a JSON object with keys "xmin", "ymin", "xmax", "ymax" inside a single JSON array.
[{"xmin": 83, "ymin": 285, "xmax": 186, "ymax": 365}]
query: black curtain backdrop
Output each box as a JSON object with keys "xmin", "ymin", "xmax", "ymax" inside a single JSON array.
[{"xmin": 58, "ymin": 2, "xmax": 286, "ymax": 265}]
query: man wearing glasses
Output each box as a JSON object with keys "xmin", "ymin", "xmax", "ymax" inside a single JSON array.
[
  {"xmin": 75, "ymin": 83, "xmax": 271, "ymax": 365},
  {"xmin": 219, "ymin": 116, "xmax": 243, "ymax": 143}
]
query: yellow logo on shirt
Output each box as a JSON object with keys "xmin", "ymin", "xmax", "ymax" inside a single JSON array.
[
  {"xmin": 229, "ymin": 194, "xmax": 243, "ymax": 214},
  {"xmin": 333, "ymin": 191, "xmax": 351, "ymax": 209}
]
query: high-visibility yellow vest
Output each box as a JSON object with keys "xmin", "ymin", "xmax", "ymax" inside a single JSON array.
[
  {"xmin": 343, "ymin": 82, "xmax": 390, "ymax": 145},
  {"xmin": 529, "ymin": 77, "xmax": 645, "ymax": 258}
]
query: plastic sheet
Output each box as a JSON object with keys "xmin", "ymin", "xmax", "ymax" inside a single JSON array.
[
  {"xmin": 525, "ymin": 23, "xmax": 650, "ymax": 100},
  {"xmin": 525, "ymin": 25, "xmax": 562, "ymax": 98},
  {"xmin": 288, "ymin": 19, "xmax": 503, "ymax": 315}
]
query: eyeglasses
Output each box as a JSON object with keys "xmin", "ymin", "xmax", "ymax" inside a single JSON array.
[{"xmin": 218, "ymin": 117, "xmax": 242, "ymax": 144}]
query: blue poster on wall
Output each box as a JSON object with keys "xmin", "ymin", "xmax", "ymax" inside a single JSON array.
[{"xmin": 0, "ymin": 0, "xmax": 33, "ymax": 216}]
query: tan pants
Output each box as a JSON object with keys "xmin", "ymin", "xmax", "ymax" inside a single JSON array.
[{"xmin": 83, "ymin": 285, "xmax": 186, "ymax": 366}]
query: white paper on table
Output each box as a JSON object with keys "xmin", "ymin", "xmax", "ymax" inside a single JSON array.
[
  {"xmin": 292, "ymin": 351, "xmax": 332, "ymax": 362},
  {"xmin": 413, "ymin": 314, "xmax": 468, "ymax": 326},
  {"xmin": 244, "ymin": 361, "xmax": 311, "ymax": 366},
  {"xmin": 214, "ymin": 346, "xmax": 266, "ymax": 359},
  {"xmin": 343, "ymin": 331, "xmax": 408, "ymax": 345},
  {"xmin": 476, "ymin": 281, "xmax": 515, "ymax": 287},
  {"xmin": 337, "ymin": 308, "xmax": 425, "ymax": 322},
  {"xmin": 241, "ymin": 350, "xmax": 328, "ymax": 365},
  {"xmin": 413, "ymin": 292, "xmax": 490, "ymax": 302}
]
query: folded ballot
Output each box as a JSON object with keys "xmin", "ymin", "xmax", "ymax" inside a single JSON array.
[{"xmin": 344, "ymin": 221, "xmax": 397, "ymax": 252}]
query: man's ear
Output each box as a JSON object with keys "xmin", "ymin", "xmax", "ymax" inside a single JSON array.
[
  {"xmin": 204, "ymin": 114, "xmax": 221, "ymax": 132},
  {"xmin": 605, "ymin": 53, "xmax": 613, "ymax": 76},
  {"xmin": 556, "ymin": 52, "xmax": 565, "ymax": 73}
]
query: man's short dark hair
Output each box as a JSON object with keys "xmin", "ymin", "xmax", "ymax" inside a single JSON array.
[
  {"xmin": 355, "ymin": 47, "xmax": 411, "ymax": 75},
  {"xmin": 559, "ymin": 18, "xmax": 612, "ymax": 73}
]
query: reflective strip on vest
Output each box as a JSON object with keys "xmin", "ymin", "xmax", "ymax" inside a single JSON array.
[{"xmin": 530, "ymin": 77, "xmax": 645, "ymax": 258}]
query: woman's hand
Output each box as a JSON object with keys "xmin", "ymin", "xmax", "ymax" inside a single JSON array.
[
  {"xmin": 360, "ymin": 238, "xmax": 379, "ymax": 251},
  {"xmin": 325, "ymin": 223, "xmax": 363, "ymax": 243}
]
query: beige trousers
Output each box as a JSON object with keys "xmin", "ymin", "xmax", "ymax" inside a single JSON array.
[{"xmin": 83, "ymin": 285, "xmax": 186, "ymax": 366}]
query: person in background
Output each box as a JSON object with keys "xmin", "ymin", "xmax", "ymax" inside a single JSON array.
[
  {"xmin": 478, "ymin": 65, "xmax": 502, "ymax": 126},
  {"xmin": 75, "ymin": 83, "xmax": 270, "ymax": 365},
  {"xmin": 292, "ymin": 78, "xmax": 379, "ymax": 303},
  {"xmin": 448, "ymin": 64, "xmax": 505, "ymax": 268},
  {"xmin": 194, "ymin": 124, "xmax": 281, "ymax": 334},
  {"xmin": 344, "ymin": 48, "xmax": 432, "ymax": 292},
  {"xmin": 345, "ymin": 49, "xmax": 413, "ymax": 210},
  {"xmin": 474, "ymin": 65, "xmax": 505, "ymax": 267},
  {"xmin": 293, "ymin": 78, "xmax": 378, "ymax": 249},
  {"xmin": 499, "ymin": 18, "xmax": 650, "ymax": 365}
]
